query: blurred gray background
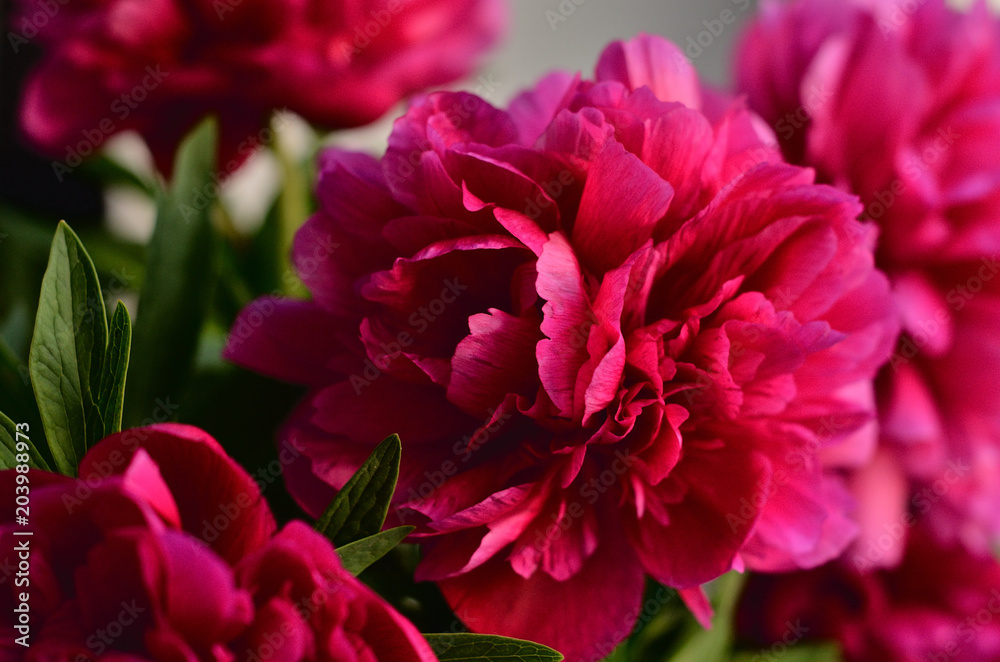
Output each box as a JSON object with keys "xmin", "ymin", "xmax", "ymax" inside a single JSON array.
[{"xmin": 491, "ymin": 0, "xmax": 758, "ymax": 98}]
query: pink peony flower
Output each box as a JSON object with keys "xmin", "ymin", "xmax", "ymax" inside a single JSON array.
[
  {"xmin": 14, "ymin": 0, "xmax": 504, "ymax": 173},
  {"xmin": 736, "ymin": 524, "xmax": 1000, "ymax": 662},
  {"xmin": 225, "ymin": 34, "xmax": 897, "ymax": 661},
  {"xmin": 0, "ymin": 424, "xmax": 436, "ymax": 662},
  {"xmin": 736, "ymin": 0, "xmax": 1000, "ymax": 556},
  {"xmin": 236, "ymin": 522, "xmax": 438, "ymax": 662}
]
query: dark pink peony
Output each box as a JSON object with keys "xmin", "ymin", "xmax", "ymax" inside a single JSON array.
[
  {"xmin": 235, "ymin": 522, "xmax": 437, "ymax": 662},
  {"xmin": 14, "ymin": 0, "xmax": 504, "ymax": 173},
  {"xmin": 736, "ymin": 0, "xmax": 1000, "ymax": 557},
  {"xmin": 0, "ymin": 424, "xmax": 436, "ymax": 662},
  {"xmin": 225, "ymin": 34, "xmax": 897, "ymax": 661},
  {"xmin": 736, "ymin": 524, "xmax": 1000, "ymax": 662}
]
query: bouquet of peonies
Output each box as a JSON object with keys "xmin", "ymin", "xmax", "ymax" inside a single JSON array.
[{"xmin": 2, "ymin": 0, "xmax": 1000, "ymax": 660}]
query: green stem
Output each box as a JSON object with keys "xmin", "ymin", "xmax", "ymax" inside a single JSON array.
[{"xmin": 272, "ymin": 112, "xmax": 310, "ymax": 298}]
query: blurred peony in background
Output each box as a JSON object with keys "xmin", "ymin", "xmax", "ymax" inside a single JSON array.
[{"xmin": 0, "ymin": 0, "xmax": 763, "ymax": 336}]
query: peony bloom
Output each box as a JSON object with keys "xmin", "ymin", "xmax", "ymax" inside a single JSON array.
[
  {"xmin": 225, "ymin": 34, "xmax": 897, "ymax": 661},
  {"xmin": 736, "ymin": 0, "xmax": 1000, "ymax": 556},
  {"xmin": 236, "ymin": 522, "xmax": 438, "ymax": 662},
  {"xmin": 14, "ymin": 0, "xmax": 504, "ymax": 173},
  {"xmin": 0, "ymin": 424, "xmax": 436, "ymax": 662},
  {"xmin": 736, "ymin": 524, "xmax": 1000, "ymax": 662}
]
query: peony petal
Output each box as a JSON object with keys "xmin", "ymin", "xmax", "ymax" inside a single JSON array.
[
  {"xmin": 571, "ymin": 139, "xmax": 674, "ymax": 275},
  {"xmin": 535, "ymin": 233, "xmax": 593, "ymax": 418},
  {"xmin": 595, "ymin": 33, "xmax": 701, "ymax": 108},
  {"xmin": 224, "ymin": 298, "xmax": 345, "ymax": 386},
  {"xmin": 741, "ymin": 469, "xmax": 859, "ymax": 572},
  {"xmin": 120, "ymin": 449, "xmax": 182, "ymax": 529},
  {"xmin": 629, "ymin": 448, "xmax": 772, "ymax": 588},
  {"xmin": 448, "ymin": 309, "xmax": 543, "ymax": 417},
  {"xmin": 438, "ymin": 529, "xmax": 644, "ymax": 662},
  {"xmin": 678, "ymin": 587, "xmax": 714, "ymax": 629},
  {"xmin": 508, "ymin": 71, "xmax": 578, "ymax": 146},
  {"xmin": 82, "ymin": 424, "xmax": 276, "ymax": 564},
  {"xmin": 156, "ymin": 531, "xmax": 253, "ymax": 649}
]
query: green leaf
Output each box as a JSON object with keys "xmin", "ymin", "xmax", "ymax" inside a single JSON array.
[
  {"xmin": 124, "ymin": 118, "xmax": 218, "ymax": 427},
  {"xmin": 77, "ymin": 154, "xmax": 156, "ymax": 197},
  {"xmin": 730, "ymin": 643, "xmax": 842, "ymax": 662},
  {"xmin": 0, "ymin": 337, "xmax": 45, "ymax": 452},
  {"xmin": 96, "ymin": 302, "xmax": 131, "ymax": 436},
  {"xmin": 335, "ymin": 526, "xmax": 414, "ymax": 575},
  {"xmin": 29, "ymin": 221, "xmax": 108, "ymax": 475},
  {"xmin": 0, "ymin": 411, "xmax": 50, "ymax": 471},
  {"xmin": 599, "ymin": 646, "xmax": 628, "ymax": 662},
  {"xmin": 424, "ymin": 633, "xmax": 563, "ymax": 662},
  {"xmin": 315, "ymin": 434, "xmax": 401, "ymax": 547},
  {"xmin": 667, "ymin": 573, "xmax": 746, "ymax": 662},
  {"xmin": 622, "ymin": 584, "xmax": 685, "ymax": 661}
]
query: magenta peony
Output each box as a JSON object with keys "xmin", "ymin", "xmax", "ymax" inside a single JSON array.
[
  {"xmin": 14, "ymin": 0, "xmax": 504, "ymax": 173},
  {"xmin": 736, "ymin": 0, "xmax": 1000, "ymax": 557},
  {"xmin": 0, "ymin": 424, "xmax": 436, "ymax": 661},
  {"xmin": 736, "ymin": 524, "xmax": 1000, "ymax": 662},
  {"xmin": 225, "ymin": 34, "xmax": 898, "ymax": 661},
  {"xmin": 236, "ymin": 522, "xmax": 437, "ymax": 662}
]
